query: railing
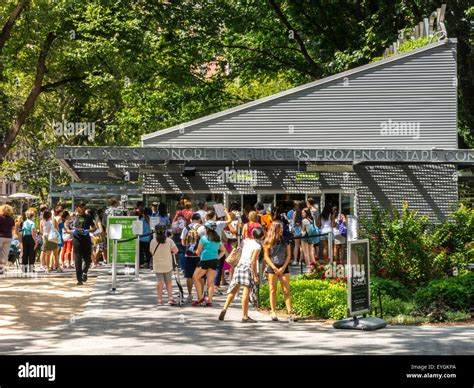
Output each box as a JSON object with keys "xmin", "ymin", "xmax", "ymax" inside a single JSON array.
[{"xmin": 383, "ymin": 4, "xmax": 447, "ymax": 57}]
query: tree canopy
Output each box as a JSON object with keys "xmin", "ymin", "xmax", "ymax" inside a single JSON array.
[{"xmin": 0, "ymin": 0, "xmax": 472, "ymax": 199}]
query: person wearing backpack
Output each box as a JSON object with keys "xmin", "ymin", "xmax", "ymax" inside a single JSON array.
[
  {"xmin": 301, "ymin": 208, "xmax": 318, "ymax": 266},
  {"xmin": 171, "ymin": 201, "xmax": 193, "ymax": 271},
  {"xmin": 180, "ymin": 213, "xmax": 205, "ymax": 302},
  {"xmin": 255, "ymin": 202, "xmax": 273, "ymax": 236},
  {"xmin": 151, "ymin": 225, "xmax": 179, "ymax": 306}
]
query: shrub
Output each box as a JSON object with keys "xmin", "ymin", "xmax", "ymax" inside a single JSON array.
[
  {"xmin": 370, "ymin": 276, "xmax": 411, "ymax": 301},
  {"xmin": 361, "ymin": 203, "xmax": 474, "ymax": 289},
  {"xmin": 361, "ymin": 202, "xmax": 434, "ymax": 289},
  {"xmin": 259, "ymin": 276, "xmax": 347, "ymax": 320},
  {"xmin": 414, "ymin": 273, "xmax": 474, "ymax": 312},
  {"xmin": 430, "ymin": 204, "xmax": 474, "ymax": 276}
]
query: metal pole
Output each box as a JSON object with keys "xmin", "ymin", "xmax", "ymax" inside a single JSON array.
[
  {"xmin": 328, "ymin": 232, "xmax": 334, "ymax": 261},
  {"xmin": 112, "ymin": 239, "xmax": 117, "ymax": 292},
  {"xmin": 135, "ymin": 236, "xmax": 139, "ymax": 281}
]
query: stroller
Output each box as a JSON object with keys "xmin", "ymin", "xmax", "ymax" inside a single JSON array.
[
  {"xmin": 172, "ymin": 253, "xmax": 184, "ymax": 307},
  {"xmin": 8, "ymin": 240, "xmax": 21, "ymax": 268}
]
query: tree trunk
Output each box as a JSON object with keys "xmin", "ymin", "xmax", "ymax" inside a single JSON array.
[
  {"xmin": 0, "ymin": 32, "xmax": 56, "ymax": 162},
  {"xmin": 0, "ymin": 0, "xmax": 27, "ymax": 55}
]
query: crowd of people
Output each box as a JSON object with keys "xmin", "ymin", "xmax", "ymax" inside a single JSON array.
[{"xmin": 0, "ymin": 196, "xmax": 347, "ymax": 322}]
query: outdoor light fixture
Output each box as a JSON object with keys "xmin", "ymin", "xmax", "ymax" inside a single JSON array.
[{"xmin": 182, "ymin": 166, "xmax": 196, "ymax": 177}]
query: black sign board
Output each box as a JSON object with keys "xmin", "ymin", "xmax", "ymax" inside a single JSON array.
[{"xmin": 347, "ymin": 239, "xmax": 370, "ymax": 316}]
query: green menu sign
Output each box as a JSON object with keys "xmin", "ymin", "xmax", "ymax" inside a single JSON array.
[
  {"xmin": 347, "ymin": 239, "xmax": 370, "ymax": 316},
  {"xmin": 107, "ymin": 216, "xmax": 138, "ymax": 265}
]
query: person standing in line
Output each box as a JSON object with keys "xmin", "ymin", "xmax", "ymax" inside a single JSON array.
[
  {"xmin": 195, "ymin": 201, "xmax": 207, "ymax": 221},
  {"xmin": 255, "ymin": 202, "xmax": 273, "ymax": 236},
  {"xmin": 156, "ymin": 203, "xmax": 171, "ymax": 229},
  {"xmin": 317, "ymin": 204, "xmax": 335, "ymax": 259},
  {"xmin": 241, "ymin": 211, "xmax": 261, "ymax": 239},
  {"xmin": 218, "ymin": 227, "xmax": 263, "ymax": 323},
  {"xmin": 138, "ymin": 208, "xmax": 153, "ymax": 269},
  {"xmin": 39, "ymin": 210, "xmax": 60, "ymax": 273},
  {"xmin": 53, "ymin": 206, "xmax": 64, "ymax": 272},
  {"xmin": 60, "ymin": 211, "xmax": 73, "ymax": 268},
  {"xmin": 332, "ymin": 207, "xmax": 347, "ymax": 262},
  {"xmin": 0, "ymin": 205, "xmax": 15, "ymax": 275},
  {"xmin": 263, "ymin": 221, "xmax": 294, "ymax": 322},
  {"xmin": 150, "ymin": 225, "xmax": 178, "ymax": 305},
  {"xmin": 301, "ymin": 208, "xmax": 315, "ymax": 266},
  {"xmin": 181, "ymin": 213, "xmax": 205, "ymax": 302},
  {"xmin": 172, "ymin": 200, "xmax": 193, "ymax": 272},
  {"xmin": 292, "ymin": 201, "xmax": 304, "ymax": 266},
  {"xmin": 151, "ymin": 202, "xmax": 159, "ymax": 217},
  {"xmin": 68, "ymin": 203, "xmax": 96, "ymax": 286},
  {"xmin": 21, "ymin": 209, "xmax": 38, "ymax": 273},
  {"xmin": 192, "ymin": 221, "xmax": 227, "ymax": 307},
  {"xmin": 306, "ymin": 197, "xmax": 320, "ymax": 259}
]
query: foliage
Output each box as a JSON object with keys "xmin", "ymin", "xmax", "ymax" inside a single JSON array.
[
  {"xmin": 1, "ymin": 0, "xmax": 473, "ymax": 192},
  {"xmin": 259, "ymin": 276, "xmax": 347, "ymax": 320},
  {"xmin": 361, "ymin": 203, "xmax": 474, "ymax": 289},
  {"xmin": 370, "ymin": 36, "xmax": 434, "ymax": 62},
  {"xmin": 414, "ymin": 273, "xmax": 474, "ymax": 312},
  {"xmin": 361, "ymin": 202, "xmax": 435, "ymax": 289},
  {"xmin": 370, "ymin": 276, "xmax": 411, "ymax": 301}
]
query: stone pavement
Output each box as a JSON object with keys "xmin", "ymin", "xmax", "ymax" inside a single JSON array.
[{"xmin": 0, "ymin": 270, "xmax": 472, "ymax": 355}]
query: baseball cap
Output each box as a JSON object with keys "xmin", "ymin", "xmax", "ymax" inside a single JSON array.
[{"xmin": 152, "ymin": 202, "xmax": 158, "ymax": 206}]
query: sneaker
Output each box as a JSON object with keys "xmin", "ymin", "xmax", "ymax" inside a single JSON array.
[
  {"xmin": 218, "ymin": 309, "xmax": 226, "ymax": 321},
  {"xmin": 156, "ymin": 300, "xmax": 163, "ymax": 306},
  {"xmin": 57, "ymin": 267, "xmax": 64, "ymax": 273},
  {"xmin": 82, "ymin": 273, "xmax": 88, "ymax": 282}
]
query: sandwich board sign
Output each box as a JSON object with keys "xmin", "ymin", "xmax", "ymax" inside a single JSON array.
[
  {"xmin": 347, "ymin": 239, "xmax": 370, "ymax": 316},
  {"xmin": 107, "ymin": 216, "xmax": 138, "ymax": 265}
]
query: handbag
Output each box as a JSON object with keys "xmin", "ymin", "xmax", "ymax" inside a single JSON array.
[
  {"xmin": 225, "ymin": 246, "xmax": 242, "ymax": 267},
  {"xmin": 48, "ymin": 227, "xmax": 60, "ymax": 244}
]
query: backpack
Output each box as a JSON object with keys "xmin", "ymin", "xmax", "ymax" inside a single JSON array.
[
  {"xmin": 337, "ymin": 216, "xmax": 347, "ymax": 237},
  {"xmin": 257, "ymin": 212, "xmax": 273, "ymax": 235},
  {"xmin": 185, "ymin": 224, "xmax": 200, "ymax": 254},
  {"xmin": 172, "ymin": 212, "xmax": 188, "ymax": 234},
  {"xmin": 305, "ymin": 223, "xmax": 321, "ymax": 244}
]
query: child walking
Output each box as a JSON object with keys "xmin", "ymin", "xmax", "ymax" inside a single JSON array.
[{"xmin": 150, "ymin": 224, "xmax": 178, "ymax": 306}]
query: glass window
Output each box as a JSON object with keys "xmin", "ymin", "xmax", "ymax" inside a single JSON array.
[{"xmin": 341, "ymin": 194, "xmax": 354, "ymax": 216}]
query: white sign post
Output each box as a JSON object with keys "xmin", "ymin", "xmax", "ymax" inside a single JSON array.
[{"xmin": 108, "ymin": 224, "xmax": 122, "ymax": 294}]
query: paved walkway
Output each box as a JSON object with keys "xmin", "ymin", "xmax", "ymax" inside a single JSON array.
[{"xmin": 0, "ymin": 270, "xmax": 472, "ymax": 355}]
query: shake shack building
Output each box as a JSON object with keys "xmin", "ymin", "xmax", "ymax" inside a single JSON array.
[{"xmin": 57, "ymin": 38, "xmax": 473, "ymax": 223}]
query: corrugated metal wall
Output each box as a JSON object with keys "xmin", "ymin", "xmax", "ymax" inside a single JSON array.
[
  {"xmin": 143, "ymin": 41, "xmax": 457, "ymax": 149},
  {"xmin": 142, "ymin": 163, "xmax": 457, "ymax": 223}
]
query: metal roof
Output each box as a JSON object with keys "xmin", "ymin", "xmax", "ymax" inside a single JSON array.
[{"xmin": 142, "ymin": 39, "xmax": 457, "ymax": 148}]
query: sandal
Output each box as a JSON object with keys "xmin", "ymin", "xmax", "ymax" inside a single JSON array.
[
  {"xmin": 192, "ymin": 296, "xmax": 206, "ymax": 306},
  {"xmin": 271, "ymin": 314, "xmax": 279, "ymax": 322},
  {"xmin": 242, "ymin": 317, "xmax": 257, "ymax": 323},
  {"xmin": 168, "ymin": 300, "xmax": 176, "ymax": 306},
  {"xmin": 156, "ymin": 300, "xmax": 163, "ymax": 306}
]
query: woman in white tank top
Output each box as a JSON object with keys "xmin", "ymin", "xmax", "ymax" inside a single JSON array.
[{"xmin": 317, "ymin": 204, "xmax": 335, "ymax": 259}]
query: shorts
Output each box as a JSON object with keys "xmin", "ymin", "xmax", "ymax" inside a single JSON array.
[
  {"xmin": 42, "ymin": 237, "xmax": 58, "ymax": 252},
  {"xmin": 197, "ymin": 259, "xmax": 218, "ymax": 271},
  {"xmin": 293, "ymin": 225, "xmax": 302, "ymax": 237},
  {"xmin": 184, "ymin": 256, "xmax": 200, "ymax": 278},
  {"xmin": 334, "ymin": 235, "xmax": 346, "ymax": 245},
  {"xmin": 266, "ymin": 264, "xmax": 290, "ymax": 275},
  {"xmin": 155, "ymin": 271, "xmax": 172, "ymax": 283},
  {"xmin": 95, "ymin": 243, "xmax": 104, "ymax": 252}
]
